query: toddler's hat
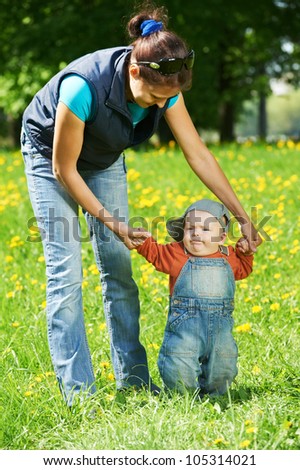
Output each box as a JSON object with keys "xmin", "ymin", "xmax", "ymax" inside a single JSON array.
[{"xmin": 166, "ymin": 199, "xmax": 231, "ymax": 242}]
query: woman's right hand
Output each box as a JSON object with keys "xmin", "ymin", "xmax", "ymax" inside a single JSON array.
[{"xmin": 117, "ymin": 223, "xmax": 151, "ymax": 250}]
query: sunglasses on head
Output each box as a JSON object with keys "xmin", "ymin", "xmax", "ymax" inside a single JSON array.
[{"xmin": 134, "ymin": 50, "xmax": 195, "ymax": 76}]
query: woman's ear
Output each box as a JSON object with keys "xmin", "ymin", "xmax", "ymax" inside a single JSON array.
[{"xmin": 128, "ymin": 63, "xmax": 140, "ymax": 79}]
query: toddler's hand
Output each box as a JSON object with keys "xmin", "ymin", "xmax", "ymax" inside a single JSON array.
[
  {"xmin": 236, "ymin": 237, "xmax": 254, "ymax": 256},
  {"xmin": 129, "ymin": 227, "xmax": 151, "ymax": 248},
  {"xmin": 117, "ymin": 224, "xmax": 151, "ymax": 250}
]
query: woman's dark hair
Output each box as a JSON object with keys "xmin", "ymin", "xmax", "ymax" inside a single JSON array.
[{"xmin": 126, "ymin": 2, "xmax": 192, "ymax": 90}]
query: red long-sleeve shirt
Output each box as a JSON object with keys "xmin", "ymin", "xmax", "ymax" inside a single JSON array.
[{"xmin": 137, "ymin": 237, "xmax": 253, "ymax": 295}]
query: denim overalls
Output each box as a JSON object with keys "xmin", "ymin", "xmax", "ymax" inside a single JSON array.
[{"xmin": 158, "ymin": 257, "xmax": 238, "ymax": 396}]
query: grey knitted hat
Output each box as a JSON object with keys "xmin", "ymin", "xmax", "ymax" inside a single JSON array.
[{"xmin": 166, "ymin": 199, "xmax": 231, "ymax": 242}]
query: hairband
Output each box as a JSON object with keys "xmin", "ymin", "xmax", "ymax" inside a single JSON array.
[{"xmin": 140, "ymin": 19, "xmax": 163, "ymax": 37}]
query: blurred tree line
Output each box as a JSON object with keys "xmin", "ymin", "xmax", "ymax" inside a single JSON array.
[{"xmin": 0, "ymin": 0, "xmax": 299, "ymax": 145}]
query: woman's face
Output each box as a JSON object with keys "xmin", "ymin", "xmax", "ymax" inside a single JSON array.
[{"xmin": 128, "ymin": 64, "xmax": 180, "ymax": 108}]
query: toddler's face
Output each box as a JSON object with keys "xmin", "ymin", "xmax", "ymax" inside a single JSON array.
[{"xmin": 183, "ymin": 210, "xmax": 226, "ymax": 256}]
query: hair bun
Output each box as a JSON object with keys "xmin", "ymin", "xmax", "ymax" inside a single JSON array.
[{"xmin": 127, "ymin": 5, "xmax": 168, "ymax": 40}]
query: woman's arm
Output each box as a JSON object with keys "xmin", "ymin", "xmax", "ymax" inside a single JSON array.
[
  {"xmin": 52, "ymin": 102, "xmax": 149, "ymax": 249},
  {"xmin": 165, "ymin": 94, "xmax": 262, "ymax": 253}
]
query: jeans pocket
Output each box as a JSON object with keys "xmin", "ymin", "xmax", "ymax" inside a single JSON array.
[{"xmin": 167, "ymin": 306, "xmax": 192, "ymax": 332}]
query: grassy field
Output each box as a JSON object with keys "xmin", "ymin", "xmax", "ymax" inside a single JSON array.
[{"xmin": 0, "ymin": 140, "xmax": 299, "ymax": 451}]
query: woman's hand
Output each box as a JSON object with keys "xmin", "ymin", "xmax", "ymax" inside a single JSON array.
[
  {"xmin": 238, "ymin": 222, "xmax": 262, "ymax": 255},
  {"xmin": 117, "ymin": 223, "xmax": 151, "ymax": 250}
]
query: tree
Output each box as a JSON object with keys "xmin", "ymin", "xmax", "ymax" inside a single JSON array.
[
  {"xmin": 0, "ymin": 0, "xmax": 300, "ymax": 143},
  {"xmin": 165, "ymin": 0, "xmax": 300, "ymax": 141}
]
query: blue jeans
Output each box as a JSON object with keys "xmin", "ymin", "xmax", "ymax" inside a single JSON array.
[
  {"xmin": 158, "ymin": 257, "xmax": 238, "ymax": 396},
  {"xmin": 21, "ymin": 130, "xmax": 152, "ymax": 405}
]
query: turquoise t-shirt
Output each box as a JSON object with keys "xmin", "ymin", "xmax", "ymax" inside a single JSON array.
[{"xmin": 59, "ymin": 74, "xmax": 179, "ymax": 125}]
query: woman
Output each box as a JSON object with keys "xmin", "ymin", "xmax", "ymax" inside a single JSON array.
[{"xmin": 21, "ymin": 4, "xmax": 261, "ymax": 406}]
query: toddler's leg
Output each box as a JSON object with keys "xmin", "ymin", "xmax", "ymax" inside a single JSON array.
[
  {"xmin": 199, "ymin": 313, "xmax": 238, "ymax": 395},
  {"xmin": 158, "ymin": 320, "xmax": 202, "ymax": 394}
]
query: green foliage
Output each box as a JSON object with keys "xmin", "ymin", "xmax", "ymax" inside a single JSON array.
[
  {"xmin": 0, "ymin": 66, "xmax": 52, "ymax": 118},
  {"xmin": 0, "ymin": 141, "xmax": 299, "ymax": 450},
  {"xmin": 0, "ymin": 0, "xmax": 300, "ymax": 136}
]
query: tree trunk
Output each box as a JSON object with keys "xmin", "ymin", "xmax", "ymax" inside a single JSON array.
[
  {"xmin": 258, "ymin": 92, "xmax": 267, "ymax": 140},
  {"xmin": 219, "ymin": 101, "xmax": 235, "ymax": 142}
]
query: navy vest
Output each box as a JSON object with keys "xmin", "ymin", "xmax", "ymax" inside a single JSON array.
[{"xmin": 23, "ymin": 47, "xmax": 169, "ymax": 170}]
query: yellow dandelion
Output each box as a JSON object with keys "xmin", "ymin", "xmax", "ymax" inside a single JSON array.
[
  {"xmin": 148, "ymin": 343, "xmax": 160, "ymax": 350},
  {"xmin": 38, "ymin": 255, "xmax": 45, "ymax": 263},
  {"xmin": 105, "ymin": 393, "xmax": 115, "ymax": 401},
  {"xmin": 246, "ymin": 427, "xmax": 258, "ymax": 434},
  {"xmin": 95, "ymin": 285, "xmax": 102, "ymax": 293},
  {"xmin": 100, "ymin": 361, "xmax": 110, "ymax": 369},
  {"xmin": 283, "ymin": 420, "xmax": 293, "ymax": 429},
  {"xmin": 251, "ymin": 365, "xmax": 261, "ymax": 375},
  {"xmin": 5, "ymin": 255, "xmax": 14, "ymax": 263},
  {"xmin": 107, "ymin": 373, "xmax": 115, "ymax": 381},
  {"xmin": 99, "ymin": 322, "xmax": 106, "ymax": 331},
  {"xmin": 6, "ymin": 291, "xmax": 15, "ymax": 299},
  {"xmin": 127, "ymin": 168, "xmax": 141, "ymax": 182},
  {"xmin": 274, "ymin": 273, "xmax": 281, "ymax": 279},
  {"xmin": 159, "ymin": 205, "xmax": 167, "ymax": 216},
  {"xmin": 45, "ymin": 371, "xmax": 55, "ymax": 377},
  {"xmin": 235, "ymin": 323, "xmax": 251, "ymax": 333},
  {"xmin": 239, "ymin": 440, "xmax": 251, "ymax": 449},
  {"xmin": 286, "ymin": 140, "xmax": 295, "ymax": 149},
  {"xmin": 254, "ymin": 285, "xmax": 261, "ymax": 290},
  {"xmin": 12, "ymin": 321, "xmax": 20, "ymax": 327},
  {"xmin": 245, "ymin": 419, "xmax": 253, "ymax": 426},
  {"xmin": 88, "ymin": 264, "xmax": 99, "ymax": 275},
  {"xmin": 239, "ymin": 282, "xmax": 248, "ymax": 289},
  {"xmin": 24, "ymin": 391, "xmax": 33, "ymax": 397},
  {"xmin": 213, "ymin": 438, "xmax": 226, "ymax": 445},
  {"xmin": 270, "ymin": 303, "xmax": 280, "ymax": 311},
  {"xmin": 252, "ymin": 305, "xmax": 262, "ymax": 313},
  {"xmin": 40, "ymin": 300, "xmax": 47, "ymax": 309},
  {"xmin": 82, "ymin": 268, "xmax": 88, "ymax": 278}
]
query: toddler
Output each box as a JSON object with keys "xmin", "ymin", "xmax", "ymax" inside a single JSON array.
[{"xmin": 137, "ymin": 199, "xmax": 254, "ymax": 396}]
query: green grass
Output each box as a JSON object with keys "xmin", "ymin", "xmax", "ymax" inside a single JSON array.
[{"xmin": 0, "ymin": 140, "xmax": 299, "ymax": 450}]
